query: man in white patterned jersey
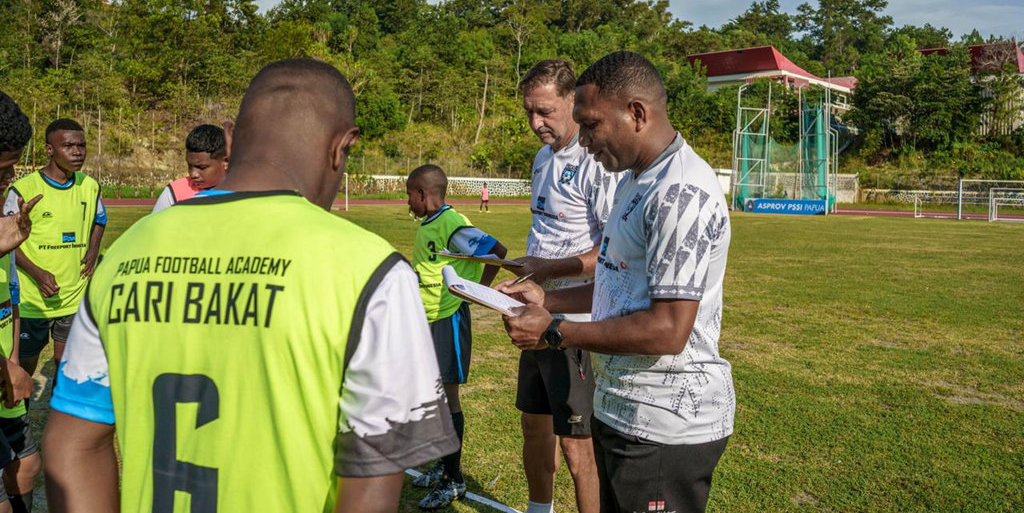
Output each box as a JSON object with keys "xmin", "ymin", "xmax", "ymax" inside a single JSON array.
[
  {"xmin": 505, "ymin": 59, "xmax": 619, "ymax": 513},
  {"xmin": 499, "ymin": 51, "xmax": 734, "ymax": 513}
]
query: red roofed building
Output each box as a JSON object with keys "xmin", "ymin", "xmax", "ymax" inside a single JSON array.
[
  {"xmin": 920, "ymin": 40, "xmax": 1024, "ymax": 135},
  {"xmin": 919, "ymin": 40, "xmax": 1024, "ymax": 75},
  {"xmin": 687, "ymin": 46, "xmax": 855, "ymax": 100}
]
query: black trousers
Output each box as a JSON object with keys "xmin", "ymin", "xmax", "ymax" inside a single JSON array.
[{"xmin": 592, "ymin": 418, "xmax": 729, "ymax": 513}]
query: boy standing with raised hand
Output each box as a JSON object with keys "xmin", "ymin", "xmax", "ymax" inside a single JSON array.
[
  {"xmin": 0, "ymin": 97, "xmax": 40, "ymax": 512},
  {"xmin": 406, "ymin": 164, "xmax": 507, "ymax": 510}
]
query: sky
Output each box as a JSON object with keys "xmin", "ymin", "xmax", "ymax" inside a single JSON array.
[
  {"xmin": 671, "ymin": 0, "xmax": 1024, "ymax": 41},
  {"xmin": 251, "ymin": 0, "xmax": 1024, "ymax": 42}
]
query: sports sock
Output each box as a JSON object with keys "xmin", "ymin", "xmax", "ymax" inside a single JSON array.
[
  {"xmin": 441, "ymin": 411, "xmax": 465, "ymax": 483},
  {"xmin": 526, "ymin": 501, "xmax": 553, "ymax": 513},
  {"xmin": 9, "ymin": 491, "xmax": 33, "ymax": 513}
]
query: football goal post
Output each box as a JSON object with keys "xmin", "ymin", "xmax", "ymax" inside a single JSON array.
[
  {"xmin": 958, "ymin": 179, "xmax": 1024, "ymax": 220},
  {"xmin": 988, "ymin": 187, "xmax": 1024, "ymax": 222}
]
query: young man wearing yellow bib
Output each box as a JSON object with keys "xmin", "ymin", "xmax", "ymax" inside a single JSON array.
[
  {"xmin": 0, "ymin": 96, "xmax": 41, "ymax": 513},
  {"xmin": 43, "ymin": 59, "xmax": 459, "ymax": 513},
  {"xmin": 4, "ymin": 118, "xmax": 106, "ymax": 387}
]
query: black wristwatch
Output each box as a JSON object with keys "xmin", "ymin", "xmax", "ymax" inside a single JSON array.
[{"xmin": 543, "ymin": 318, "xmax": 565, "ymax": 351}]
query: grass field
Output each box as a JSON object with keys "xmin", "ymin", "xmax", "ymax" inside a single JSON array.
[{"xmin": 25, "ymin": 204, "xmax": 1024, "ymax": 512}]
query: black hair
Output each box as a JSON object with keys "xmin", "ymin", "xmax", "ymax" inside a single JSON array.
[
  {"xmin": 45, "ymin": 118, "xmax": 84, "ymax": 143},
  {"xmin": 0, "ymin": 92, "xmax": 32, "ymax": 152},
  {"xmin": 408, "ymin": 164, "xmax": 448, "ymax": 199},
  {"xmin": 247, "ymin": 59, "xmax": 355, "ymax": 123},
  {"xmin": 185, "ymin": 124, "xmax": 227, "ymax": 158},
  {"xmin": 576, "ymin": 51, "xmax": 667, "ymax": 102}
]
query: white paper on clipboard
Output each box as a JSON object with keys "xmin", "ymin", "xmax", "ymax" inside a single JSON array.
[{"xmin": 442, "ymin": 266, "xmax": 524, "ymax": 316}]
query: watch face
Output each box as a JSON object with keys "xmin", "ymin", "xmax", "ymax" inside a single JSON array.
[{"xmin": 545, "ymin": 320, "xmax": 564, "ymax": 349}]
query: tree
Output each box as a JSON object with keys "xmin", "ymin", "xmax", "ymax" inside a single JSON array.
[
  {"xmin": 373, "ymin": 0, "xmax": 421, "ymax": 34},
  {"xmin": 960, "ymin": 30, "xmax": 984, "ymax": 45},
  {"xmin": 357, "ymin": 82, "xmax": 406, "ymax": 139},
  {"xmin": 888, "ymin": 23, "xmax": 952, "ymax": 50},
  {"xmin": 501, "ymin": 0, "xmax": 552, "ymax": 88},
  {"xmin": 721, "ymin": 0, "xmax": 793, "ymax": 47},
  {"xmin": 853, "ymin": 35, "xmax": 980, "ymax": 152},
  {"xmin": 39, "ymin": 0, "xmax": 83, "ymax": 70},
  {"xmin": 556, "ymin": 0, "xmax": 616, "ymax": 33},
  {"xmin": 795, "ymin": 0, "xmax": 892, "ymax": 74}
]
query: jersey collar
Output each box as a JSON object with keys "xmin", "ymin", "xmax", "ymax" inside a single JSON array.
[
  {"xmin": 553, "ymin": 133, "xmax": 580, "ymax": 155},
  {"xmin": 177, "ymin": 189, "xmax": 302, "ymax": 205},
  {"xmin": 421, "ymin": 204, "xmax": 451, "ymax": 225},
  {"xmin": 39, "ymin": 170, "xmax": 75, "ymax": 190},
  {"xmin": 632, "ymin": 133, "xmax": 684, "ymax": 179}
]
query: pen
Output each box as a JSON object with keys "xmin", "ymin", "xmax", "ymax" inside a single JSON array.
[{"xmin": 511, "ymin": 272, "xmax": 534, "ymax": 285}]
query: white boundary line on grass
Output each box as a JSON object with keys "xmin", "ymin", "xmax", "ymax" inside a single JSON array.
[{"xmin": 404, "ymin": 469, "xmax": 522, "ymax": 513}]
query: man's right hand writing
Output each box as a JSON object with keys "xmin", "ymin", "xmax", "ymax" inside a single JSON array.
[{"xmin": 494, "ymin": 278, "xmax": 545, "ymax": 307}]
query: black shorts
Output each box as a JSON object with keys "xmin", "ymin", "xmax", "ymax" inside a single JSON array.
[
  {"xmin": 592, "ymin": 418, "xmax": 729, "ymax": 513},
  {"xmin": 516, "ymin": 346, "xmax": 595, "ymax": 436},
  {"xmin": 0, "ymin": 414, "xmax": 38, "ymax": 470},
  {"xmin": 429, "ymin": 302, "xmax": 472, "ymax": 385},
  {"xmin": 19, "ymin": 314, "xmax": 74, "ymax": 358},
  {"xmin": 0, "ymin": 414, "xmax": 37, "ymax": 499}
]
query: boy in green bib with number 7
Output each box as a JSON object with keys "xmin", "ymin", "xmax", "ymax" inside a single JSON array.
[{"xmin": 5, "ymin": 118, "xmax": 106, "ymax": 389}]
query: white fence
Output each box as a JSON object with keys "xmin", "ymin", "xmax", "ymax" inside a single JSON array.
[
  {"xmin": 722, "ymin": 171, "xmax": 860, "ymax": 203},
  {"xmin": 354, "ymin": 175, "xmax": 531, "ymax": 197},
  {"xmin": 862, "ymin": 189, "xmax": 960, "ymax": 205},
  {"xmin": 356, "ymin": 169, "xmax": 850, "ymax": 200}
]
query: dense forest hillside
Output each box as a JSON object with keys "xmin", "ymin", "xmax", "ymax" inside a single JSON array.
[{"xmin": 2, "ymin": 0, "xmax": 1022, "ymax": 188}]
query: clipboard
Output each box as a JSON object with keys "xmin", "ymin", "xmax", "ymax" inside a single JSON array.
[
  {"xmin": 441, "ymin": 266, "xmax": 524, "ymax": 316},
  {"xmin": 437, "ymin": 250, "xmax": 523, "ymax": 268}
]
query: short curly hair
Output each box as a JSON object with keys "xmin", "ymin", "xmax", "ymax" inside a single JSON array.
[
  {"xmin": 576, "ymin": 51, "xmax": 666, "ymax": 102},
  {"xmin": 45, "ymin": 118, "xmax": 84, "ymax": 143},
  {"xmin": 0, "ymin": 91, "xmax": 32, "ymax": 152}
]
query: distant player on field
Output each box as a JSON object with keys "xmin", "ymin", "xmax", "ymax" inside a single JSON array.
[
  {"xmin": 152, "ymin": 124, "xmax": 229, "ymax": 213},
  {"xmin": 42, "ymin": 59, "xmax": 459, "ymax": 513},
  {"xmin": 406, "ymin": 164, "xmax": 506, "ymax": 510}
]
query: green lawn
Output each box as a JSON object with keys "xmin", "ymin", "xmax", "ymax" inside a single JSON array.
[
  {"xmin": 29, "ymin": 205, "xmax": 1024, "ymax": 512},
  {"xmin": 839, "ymin": 201, "xmax": 1024, "ymax": 215}
]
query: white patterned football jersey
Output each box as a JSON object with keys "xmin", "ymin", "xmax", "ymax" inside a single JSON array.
[
  {"xmin": 591, "ymin": 134, "xmax": 734, "ymax": 445},
  {"xmin": 527, "ymin": 135, "xmax": 620, "ymax": 291}
]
